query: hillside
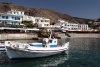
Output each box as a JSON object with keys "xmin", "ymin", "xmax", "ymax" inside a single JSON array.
[{"xmin": 0, "ymin": 2, "xmax": 93, "ymax": 24}]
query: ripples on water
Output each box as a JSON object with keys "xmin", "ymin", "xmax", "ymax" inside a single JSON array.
[{"xmin": 0, "ymin": 38, "xmax": 100, "ymax": 67}]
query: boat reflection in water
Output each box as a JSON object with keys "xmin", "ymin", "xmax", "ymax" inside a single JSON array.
[{"xmin": 40, "ymin": 51, "xmax": 69, "ymax": 67}]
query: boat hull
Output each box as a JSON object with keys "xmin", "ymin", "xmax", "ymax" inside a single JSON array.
[{"xmin": 6, "ymin": 46, "xmax": 68, "ymax": 59}]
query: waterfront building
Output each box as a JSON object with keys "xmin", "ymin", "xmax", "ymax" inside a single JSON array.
[
  {"xmin": 93, "ymin": 22, "xmax": 100, "ymax": 25},
  {"xmin": 23, "ymin": 16, "xmax": 51, "ymax": 28},
  {"xmin": 78, "ymin": 24, "xmax": 88, "ymax": 31},
  {"xmin": 65, "ymin": 23, "xmax": 79, "ymax": 31},
  {"xmin": 34, "ymin": 17, "xmax": 50, "ymax": 28},
  {"xmin": 23, "ymin": 15, "xmax": 35, "ymax": 24},
  {"xmin": 0, "ymin": 10, "xmax": 24, "ymax": 25},
  {"xmin": 0, "ymin": 27, "xmax": 39, "ymax": 34},
  {"xmin": 54, "ymin": 20, "xmax": 68, "ymax": 29},
  {"xmin": 54, "ymin": 20, "xmax": 89, "ymax": 32}
]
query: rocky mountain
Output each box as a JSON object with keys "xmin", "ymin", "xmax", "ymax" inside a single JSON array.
[{"xmin": 0, "ymin": 2, "xmax": 94, "ymax": 24}]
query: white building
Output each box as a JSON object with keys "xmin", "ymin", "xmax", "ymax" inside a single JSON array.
[
  {"xmin": 78, "ymin": 24, "xmax": 88, "ymax": 31},
  {"xmin": 54, "ymin": 20, "xmax": 68, "ymax": 29},
  {"xmin": 65, "ymin": 23, "xmax": 79, "ymax": 31},
  {"xmin": 54, "ymin": 20, "xmax": 89, "ymax": 32},
  {"xmin": 23, "ymin": 15, "xmax": 35, "ymax": 24},
  {"xmin": 34, "ymin": 17, "xmax": 50, "ymax": 28},
  {"xmin": 93, "ymin": 22, "xmax": 100, "ymax": 26},
  {"xmin": 0, "ymin": 10, "xmax": 24, "ymax": 25},
  {"xmin": 23, "ymin": 16, "xmax": 51, "ymax": 28}
]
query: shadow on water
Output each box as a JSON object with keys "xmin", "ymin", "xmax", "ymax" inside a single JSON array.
[{"xmin": 0, "ymin": 51, "xmax": 9, "ymax": 64}]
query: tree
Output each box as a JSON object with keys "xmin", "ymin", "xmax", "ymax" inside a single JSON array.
[
  {"xmin": 22, "ymin": 21, "xmax": 34, "ymax": 28},
  {"xmin": 33, "ymin": 23, "xmax": 38, "ymax": 28}
]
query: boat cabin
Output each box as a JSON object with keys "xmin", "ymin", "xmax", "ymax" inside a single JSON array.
[{"xmin": 29, "ymin": 38, "xmax": 57, "ymax": 48}]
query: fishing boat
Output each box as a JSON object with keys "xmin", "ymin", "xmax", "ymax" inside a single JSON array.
[{"xmin": 5, "ymin": 31, "xmax": 69, "ymax": 59}]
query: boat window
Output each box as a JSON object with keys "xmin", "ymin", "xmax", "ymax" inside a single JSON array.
[
  {"xmin": 29, "ymin": 44, "xmax": 34, "ymax": 46},
  {"xmin": 49, "ymin": 40, "xmax": 52, "ymax": 43},
  {"xmin": 54, "ymin": 41, "xmax": 56, "ymax": 43}
]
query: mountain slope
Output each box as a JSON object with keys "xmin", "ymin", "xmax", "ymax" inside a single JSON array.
[{"xmin": 0, "ymin": 2, "xmax": 93, "ymax": 24}]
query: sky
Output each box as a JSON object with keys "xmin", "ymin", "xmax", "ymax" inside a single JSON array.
[{"xmin": 0, "ymin": 0, "xmax": 100, "ymax": 19}]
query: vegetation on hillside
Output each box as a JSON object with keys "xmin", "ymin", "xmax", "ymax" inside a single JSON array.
[
  {"xmin": 38, "ymin": 29, "xmax": 51, "ymax": 37},
  {"xmin": 21, "ymin": 21, "xmax": 34, "ymax": 28}
]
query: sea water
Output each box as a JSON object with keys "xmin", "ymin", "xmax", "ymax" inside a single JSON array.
[{"xmin": 0, "ymin": 38, "xmax": 100, "ymax": 67}]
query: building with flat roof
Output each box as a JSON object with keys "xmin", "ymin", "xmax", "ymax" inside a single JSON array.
[
  {"xmin": 54, "ymin": 20, "xmax": 89, "ymax": 32},
  {"xmin": 0, "ymin": 10, "xmax": 24, "ymax": 25}
]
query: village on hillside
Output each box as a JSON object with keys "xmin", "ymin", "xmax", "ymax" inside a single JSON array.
[{"xmin": 0, "ymin": 10, "xmax": 100, "ymax": 39}]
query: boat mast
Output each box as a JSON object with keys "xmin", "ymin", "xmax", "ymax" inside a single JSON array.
[{"xmin": 49, "ymin": 29, "xmax": 52, "ymax": 39}]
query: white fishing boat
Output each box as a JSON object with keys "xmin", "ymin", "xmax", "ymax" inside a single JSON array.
[{"xmin": 5, "ymin": 31, "xmax": 69, "ymax": 59}]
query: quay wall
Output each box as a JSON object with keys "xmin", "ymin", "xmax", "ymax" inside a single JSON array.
[
  {"xmin": 69, "ymin": 33, "xmax": 100, "ymax": 37},
  {"xmin": 0, "ymin": 33, "xmax": 38, "ymax": 40},
  {"xmin": 57, "ymin": 33, "xmax": 100, "ymax": 38},
  {"xmin": 0, "ymin": 33, "xmax": 100, "ymax": 40}
]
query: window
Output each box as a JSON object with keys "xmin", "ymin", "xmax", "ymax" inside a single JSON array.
[
  {"xmin": 35, "ymin": 19, "xmax": 39, "ymax": 22},
  {"xmin": 54, "ymin": 41, "xmax": 56, "ymax": 43},
  {"xmin": 49, "ymin": 40, "xmax": 52, "ymax": 43},
  {"xmin": 15, "ymin": 17, "xmax": 20, "ymax": 20},
  {"xmin": 14, "ymin": 12, "xmax": 16, "ymax": 14},
  {"xmin": 2, "ymin": 21, "xmax": 7, "ymax": 24},
  {"xmin": 12, "ymin": 16, "xmax": 15, "ymax": 20},
  {"xmin": 12, "ymin": 22, "xmax": 13, "ymax": 24},
  {"xmin": 2, "ymin": 21, "xmax": 4, "ymax": 24},
  {"xmin": 6, "ymin": 16, "xmax": 8, "ymax": 19},
  {"xmin": 12, "ymin": 22, "xmax": 16, "ymax": 25},
  {"xmin": 5, "ymin": 21, "xmax": 7, "ymax": 24},
  {"xmin": 21, "ymin": 12, "xmax": 22, "ymax": 14},
  {"xmin": 65, "ymin": 24, "xmax": 67, "ymax": 26},
  {"xmin": 41, "ymin": 20, "xmax": 43, "ymax": 22},
  {"xmin": 2, "ymin": 16, "xmax": 5, "ymax": 19},
  {"xmin": 18, "ymin": 17, "xmax": 20, "ymax": 20},
  {"xmin": 14, "ymin": 22, "xmax": 16, "ymax": 25}
]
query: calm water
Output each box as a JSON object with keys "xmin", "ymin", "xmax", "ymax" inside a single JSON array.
[{"xmin": 0, "ymin": 38, "xmax": 100, "ymax": 67}]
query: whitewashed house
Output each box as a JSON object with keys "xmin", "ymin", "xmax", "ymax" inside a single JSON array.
[
  {"xmin": 22, "ymin": 15, "xmax": 35, "ymax": 24},
  {"xmin": 65, "ymin": 23, "xmax": 79, "ymax": 31},
  {"xmin": 93, "ymin": 22, "xmax": 100, "ymax": 26},
  {"xmin": 34, "ymin": 17, "xmax": 51, "ymax": 28},
  {"xmin": 0, "ymin": 10, "xmax": 24, "ymax": 25},
  {"xmin": 54, "ymin": 20, "xmax": 68, "ymax": 29},
  {"xmin": 78, "ymin": 24, "xmax": 88, "ymax": 31},
  {"xmin": 54, "ymin": 20, "xmax": 89, "ymax": 32}
]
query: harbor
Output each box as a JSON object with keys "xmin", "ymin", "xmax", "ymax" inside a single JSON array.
[
  {"xmin": 0, "ymin": 1, "xmax": 100, "ymax": 67},
  {"xmin": 0, "ymin": 38, "xmax": 100, "ymax": 67}
]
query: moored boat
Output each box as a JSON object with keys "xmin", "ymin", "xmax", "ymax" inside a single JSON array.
[
  {"xmin": 5, "ymin": 41, "xmax": 69, "ymax": 59},
  {"xmin": 5, "ymin": 31, "xmax": 69, "ymax": 59}
]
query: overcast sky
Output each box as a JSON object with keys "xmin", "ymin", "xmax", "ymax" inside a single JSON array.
[{"xmin": 0, "ymin": 0, "xmax": 100, "ymax": 19}]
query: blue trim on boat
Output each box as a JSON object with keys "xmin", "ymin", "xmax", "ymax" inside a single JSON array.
[{"xmin": 30, "ymin": 45, "xmax": 57, "ymax": 47}]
